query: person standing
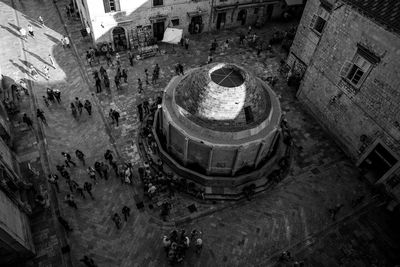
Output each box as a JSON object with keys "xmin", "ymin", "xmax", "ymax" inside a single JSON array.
[
  {"xmin": 104, "ymin": 149, "xmax": 113, "ymax": 164},
  {"xmin": 122, "ymin": 69, "xmax": 128, "ymax": 83},
  {"xmin": 75, "ymin": 149, "xmax": 85, "ymax": 165},
  {"xmin": 76, "ymin": 98, "xmax": 83, "ymax": 116},
  {"xmin": 144, "ymin": 69, "xmax": 150, "ymax": 85},
  {"xmin": 53, "ymin": 89, "xmax": 61, "ymax": 103},
  {"xmin": 48, "ymin": 174, "xmax": 60, "ymax": 193},
  {"xmin": 27, "ymin": 24, "xmax": 34, "ymax": 38},
  {"xmin": 36, "ymin": 108, "xmax": 47, "ymax": 124},
  {"xmin": 122, "ymin": 205, "xmax": 130, "ymax": 221},
  {"xmin": 64, "ymin": 36, "xmax": 71, "ymax": 48},
  {"xmin": 104, "ymin": 76, "xmax": 110, "ymax": 92},
  {"xmin": 19, "ymin": 27, "xmax": 27, "ymax": 40},
  {"xmin": 95, "ymin": 77, "xmax": 102, "ymax": 93},
  {"xmin": 80, "ymin": 255, "xmax": 97, "ymax": 267},
  {"xmin": 43, "ymin": 65, "xmax": 50, "ymax": 80},
  {"xmin": 84, "ymin": 181, "xmax": 94, "ymax": 200},
  {"xmin": 109, "ymin": 109, "xmax": 115, "ymax": 124},
  {"xmin": 94, "ymin": 161, "xmax": 103, "ymax": 179},
  {"xmin": 185, "ymin": 37, "xmax": 189, "ymax": 50},
  {"xmin": 84, "ymin": 100, "xmax": 92, "ymax": 115},
  {"xmin": 38, "ymin": 16, "xmax": 44, "ymax": 26},
  {"xmin": 114, "ymin": 75, "xmax": 121, "ymax": 90},
  {"xmin": 137, "ymin": 104, "xmax": 143, "ymax": 122},
  {"xmin": 61, "ymin": 152, "xmax": 76, "ymax": 167},
  {"xmin": 128, "ymin": 51, "xmax": 134, "ymax": 66},
  {"xmin": 99, "ymin": 66, "xmax": 107, "ymax": 78},
  {"xmin": 64, "ymin": 194, "xmax": 78, "ymax": 209},
  {"xmin": 115, "ymin": 52, "xmax": 121, "ymax": 66},
  {"xmin": 22, "ymin": 113, "xmax": 33, "ymax": 128},
  {"xmin": 138, "ymin": 78, "xmax": 143, "ymax": 93},
  {"xmin": 30, "ymin": 65, "xmax": 39, "ymax": 80},
  {"xmin": 49, "ymin": 54, "xmax": 56, "ymax": 69},
  {"xmin": 87, "ymin": 166, "xmax": 97, "ymax": 184},
  {"xmin": 178, "ymin": 63, "xmax": 184, "ymax": 75},
  {"xmin": 100, "ymin": 162, "xmax": 109, "ymax": 180},
  {"xmin": 112, "ymin": 213, "xmax": 122, "ymax": 229},
  {"xmin": 112, "ymin": 110, "xmax": 120, "ymax": 127},
  {"xmin": 70, "ymin": 103, "xmax": 78, "ymax": 119}
]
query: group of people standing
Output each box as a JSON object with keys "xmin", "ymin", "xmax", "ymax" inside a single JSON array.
[{"xmin": 163, "ymin": 229, "xmax": 203, "ymax": 264}]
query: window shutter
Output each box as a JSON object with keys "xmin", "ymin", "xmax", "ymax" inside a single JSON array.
[
  {"xmin": 310, "ymin": 14, "xmax": 317, "ymax": 28},
  {"xmin": 339, "ymin": 61, "xmax": 352, "ymax": 78},
  {"xmin": 103, "ymin": 0, "xmax": 111, "ymax": 13},
  {"xmin": 115, "ymin": 0, "xmax": 121, "ymax": 11}
]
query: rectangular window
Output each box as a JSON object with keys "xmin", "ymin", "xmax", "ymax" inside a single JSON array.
[
  {"xmin": 171, "ymin": 19, "xmax": 179, "ymax": 26},
  {"xmin": 153, "ymin": 0, "xmax": 163, "ymax": 6},
  {"xmin": 340, "ymin": 53, "xmax": 372, "ymax": 88},
  {"xmin": 104, "ymin": 0, "xmax": 120, "ymax": 13},
  {"xmin": 310, "ymin": 7, "xmax": 329, "ymax": 35}
]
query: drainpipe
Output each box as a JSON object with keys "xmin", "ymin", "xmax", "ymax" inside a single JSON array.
[{"xmin": 209, "ymin": 0, "xmax": 214, "ymax": 31}]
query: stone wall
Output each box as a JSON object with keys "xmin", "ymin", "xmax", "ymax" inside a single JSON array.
[{"xmin": 290, "ymin": 0, "xmax": 400, "ymax": 160}]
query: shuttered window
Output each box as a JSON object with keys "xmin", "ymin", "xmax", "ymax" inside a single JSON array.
[
  {"xmin": 103, "ymin": 0, "xmax": 120, "ymax": 13},
  {"xmin": 340, "ymin": 53, "xmax": 373, "ymax": 88}
]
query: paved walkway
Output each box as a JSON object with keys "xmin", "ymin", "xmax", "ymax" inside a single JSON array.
[{"xmin": 1, "ymin": 0, "xmax": 400, "ymax": 266}]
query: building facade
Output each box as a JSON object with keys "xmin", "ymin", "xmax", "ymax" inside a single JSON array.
[
  {"xmin": 288, "ymin": 0, "xmax": 400, "ymax": 202},
  {"xmin": 73, "ymin": 0, "xmax": 301, "ymax": 50},
  {"xmin": 0, "ymin": 96, "xmax": 35, "ymax": 264}
]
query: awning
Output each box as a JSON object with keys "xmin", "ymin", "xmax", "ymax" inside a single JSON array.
[
  {"xmin": 149, "ymin": 15, "xmax": 168, "ymax": 22},
  {"xmin": 214, "ymin": 5, "xmax": 236, "ymax": 12},
  {"xmin": 187, "ymin": 10, "xmax": 207, "ymax": 17},
  {"xmin": 285, "ymin": 0, "xmax": 304, "ymax": 6},
  {"xmin": 238, "ymin": 1, "xmax": 279, "ymax": 9},
  {"xmin": 162, "ymin": 28, "xmax": 183, "ymax": 44}
]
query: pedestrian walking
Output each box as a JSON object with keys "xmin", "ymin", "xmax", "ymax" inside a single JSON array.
[
  {"xmin": 122, "ymin": 69, "xmax": 128, "ymax": 83},
  {"xmin": 87, "ymin": 166, "xmax": 97, "ymax": 184},
  {"xmin": 178, "ymin": 63, "xmax": 184, "ymax": 75},
  {"xmin": 84, "ymin": 100, "xmax": 92, "ymax": 115},
  {"xmin": 195, "ymin": 237, "xmax": 203, "ymax": 254},
  {"xmin": 144, "ymin": 69, "xmax": 150, "ymax": 85},
  {"xmin": 38, "ymin": 16, "xmax": 44, "ymax": 26},
  {"xmin": 60, "ymin": 37, "xmax": 66, "ymax": 49},
  {"xmin": 27, "ymin": 24, "xmax": 34, "ymax": 37},
  {"xmin": 70, "ymin": 103, "xmax": 78, "ymax": 119},
  {"xmin": 154, "ymin": 63, "xmax": 160, "ymax": 76},
  {"xmin": 30, "ymin": 65, "xmax": 39, "ymax": 80},
  {"xmin": 19, "ymin": 27, "xmax": 27, "ymax": 40},
  {"xmin": 42, "ymin": 96, "xmax": 50, "ymax": 107},
  {"xmin": 58, "ymin": 216, "xmax": 73, "ymax": 233},
  {"xmin": 112, "ymin": 110, "xmax": 120, "ymax": 127},
  {"xmin": 84, "ymin": 181, "xmax": 94, "ymax": 199},
  {"xmin": 104, "ymin": 149, "xmax": 113, "ymax": 164},
  {"xmin": 207, "ymin": 53, "xmax": 213, "ymax": 64},
  {"xmin": 80, "ymin": 255, "xmax": 97, "ymax": 267},
  {"xmin": 95, "ymin": 77, "xmax": 102, "ymax": 93},
  {"xmin": 104, "ymin": 76, "xmax": 110, "ymax": 92},
  {"xmin": 109, "ymin": 109, "xmax": 115, "ymax": 124},
  {"xmin": 53, "ymin": 89, "xmax": 61, "ymax": 103},
  {"xmin": 122, "ymin": 205, "xmax": 130, "ymax": 221},
  {"xmin": 64, "ymin": 194, "xmax": 78, "ymax": 209},
  {"xmin": 75, "ymin": 149, "xmax": 85, "ymax": 165},
  {"xmin": 128, "ymin": 51, "xmax": 134, "ymax": 66},
  {"xmin": 94, "ymin": 161, "xmax": 103, "ymax": 179},
  {"xmin": 49, "ymin": 54, "xmax": 56, "ymax": 69},
  {"xmin": 64, "ymin": 36, "xmax": 71, "ymax": 48},
  {"xmin": 100, "ymin": 162, "xmax": 110, "ymax": 180},
  {"xmin": 86, "ymin": 51, "xmax": 92, "ymax": 66},
  {"xmin": 99, "ymin": 66, "xmax": 107, "ymax": 78},
  {"xmin": 112, "ymin": 213, "xmax": 122, "ymax": 229},
  {"xmin": 76, "ymin": 184, "xmax": 86, "ymax": 199},
  {"xmin": 66, "ymin": 5, "xmax": 71, "ymax": 18},
  {"xmin": 75, "ymin": 97, "xmax": 83, "ymax": 115},
  {"xmin": 22, "ymin": 113, "xmax": 33, "ymax": 128},
  {"xmin": 43, "ymin": 65, "xmax": 50, "ymax": 80},
  {"xmin": 36, "ymin": 108, "xmax": 46, "ymax": 124},
  {"xmin": 142, "ymin": 100, "xmax": 149, "ymax": 114},
  {"xmin": 47, "ymin": 88, "xmax": 55, "ymax": 103},
  {"xmin": 224, "ymin": 39, "xmax": 229, "ymax": 50},
  {"xmin": 115, "ymin": 75, "xmax": 121, "ymax": 90},
  {"xmin": 61, "ymin": 152, "xmax": 76, "ymax": 167},
  {"xmin": 106, "ymin": 52, "xmax": 113, "ymax": 66},
  {"xmin": 138, "ymin": 78, "xmax": 143, "ymax": 93},
  {"xmin": 48, "ymin": 174, "xmax": 60, "ymax": 193}
]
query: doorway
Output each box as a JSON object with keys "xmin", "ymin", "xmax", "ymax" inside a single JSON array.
[
  {"xmin": 112, "ymin": 27, "xmax": 127, "ymax": 51},
  {"xmin": 189, "ymin": 16, "xmax": 203, "ymax": 34},
  {"xmin": 359, "ymin": 143, "xmax": 398, "ymax": 183},
  {"xmin": 266, "ymin": 4, "xmax": 274, "ymax": 21},
  {"xmin": 237, "ymin": 9, "xmax": 247, "ymax": 25},
  {"xmin": 153, "ymin": 21, "xmax": 165, "ymax": 41},
  {"xmin": 216, "ymin": 12, "xmax": 226, "ymax": 30}
]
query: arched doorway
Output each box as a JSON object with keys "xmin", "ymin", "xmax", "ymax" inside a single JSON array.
[
  {"xmin": 112, "ymin": 27, "xmax": 127, "ymax": 51},
  {"xmin": 237, "ymin": 9, "xmax": 247, "ymax": 25}
]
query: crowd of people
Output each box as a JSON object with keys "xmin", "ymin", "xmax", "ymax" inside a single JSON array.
[{"xmin": 163, "ymin": 229, "xmax": 203, "ymax": 264}]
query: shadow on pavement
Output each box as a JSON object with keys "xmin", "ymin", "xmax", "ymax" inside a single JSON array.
[{"xmin": 0, "ymin": 24, "xmax": 21, "ymax": 38}]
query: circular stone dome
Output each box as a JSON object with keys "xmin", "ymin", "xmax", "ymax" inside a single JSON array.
[{"xmin": 174, "ymin": 63, "xmax": 271, "ymax": 132}]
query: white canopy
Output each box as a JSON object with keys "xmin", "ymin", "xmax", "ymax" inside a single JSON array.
[{"xmin": 161, "ymin": 28, "xmax": 183, "ymax": 44}]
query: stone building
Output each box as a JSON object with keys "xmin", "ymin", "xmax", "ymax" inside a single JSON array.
[
  {"xmin": 153, "ymin": 63, "xmax": 288, "ymax": 199},
  {"xmin": 73, "ymin": 0, "xmax": 304, "ymax": 50},
  {"xmin": 287, "ymin": 0, "xmax": 400, "ymax": 204},
  {"xmin": 0, "ymin": 78, "xmax": 35, "ymax": 265}
]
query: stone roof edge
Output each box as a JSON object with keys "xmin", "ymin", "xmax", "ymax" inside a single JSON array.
[{"xmin": 339, "ymin": 0, "xmax": 400, "ymax": 37}]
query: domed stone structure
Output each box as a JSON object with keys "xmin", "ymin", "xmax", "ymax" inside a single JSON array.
[{"xmin": 153, "ymin": 63, "xmax": 287, "ymax": 199}]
